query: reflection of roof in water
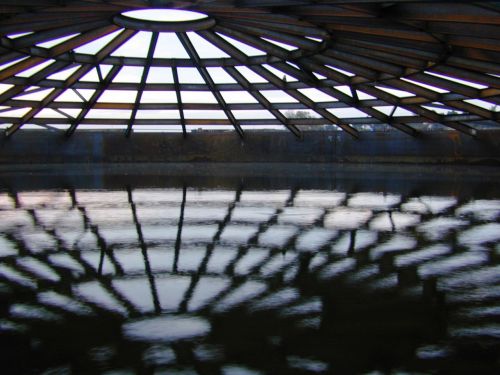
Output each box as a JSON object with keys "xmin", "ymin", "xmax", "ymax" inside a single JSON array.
[
  {"xmin": 0, "ymin": 1, "xmax": 499, "ymax": 139},
  {"xmin": 0, "ymin": 180, "xmax": 499, "ymax": 373}
]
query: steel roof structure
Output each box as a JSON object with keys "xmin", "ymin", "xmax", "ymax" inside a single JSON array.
[{"xmin": 0, "ymin": 1, "xmax": 499, "ymax": 139}]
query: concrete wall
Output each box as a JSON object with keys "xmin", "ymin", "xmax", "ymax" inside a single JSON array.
[{"xmin": 1, "ymin": 129, "xmax": 499, "ymax": 164}]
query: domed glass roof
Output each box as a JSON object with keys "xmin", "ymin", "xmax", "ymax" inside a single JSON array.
[{"xmin": 0, "ymin": 1, "xmax": 498, "ymax": 138}]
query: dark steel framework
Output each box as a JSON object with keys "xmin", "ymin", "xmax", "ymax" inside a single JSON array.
[{"xmin": 0, "ymin": 1, "xmax": 499, "ymax": 139}]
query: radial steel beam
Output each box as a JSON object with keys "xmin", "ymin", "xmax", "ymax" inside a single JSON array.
[{"xmin": 177, "ymin": 31, "xmax": 244, "ymax": 138}]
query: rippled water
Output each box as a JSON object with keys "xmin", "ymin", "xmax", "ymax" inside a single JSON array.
[{"xmin": 0, "ymin": 164, "xmax": 499, "ymax": 374}]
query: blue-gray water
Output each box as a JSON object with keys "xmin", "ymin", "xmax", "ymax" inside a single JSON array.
[{"xmin": 0, "ymin": 164, "xmax": 499, "ymax": 374}]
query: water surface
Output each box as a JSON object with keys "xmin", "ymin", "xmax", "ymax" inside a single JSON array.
[{"xmin": 0, "ymin": 164, "xmax": 499, "ymax": 374}]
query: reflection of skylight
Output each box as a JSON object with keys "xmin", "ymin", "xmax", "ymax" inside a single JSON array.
[{"xmin": 123, "ymin": 9, "xmax": 208, "ymax": 22}]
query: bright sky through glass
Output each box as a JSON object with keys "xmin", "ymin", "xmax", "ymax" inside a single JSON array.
[{"xmin": 123, "ymin": 9, "xmax": 208, "ymax": 22}]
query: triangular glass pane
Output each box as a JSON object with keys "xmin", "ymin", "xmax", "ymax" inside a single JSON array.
[
  {"xmin": 187, "ymin": 32, "xmax": 230, "ymax": 58},
  {"xmin": 34, "ymin": 108, "xmax": 66, "ymax": 118},
  {"xmin": 260, "ymin": 90, "xmax": 298, "ymax": 103},
  {"xmin": 335, "ymin": 85, "xmax": 352, "ymax": 97},
  {"xmin": 80, "ymin": 67, "xmax": 100, "ymax": 82},
  {"xmin": 0, "ymin": 57, "xmax": 28, "ymax": 73},
  {"xmin": 81, "ymin": 65, "xmax": 113, "ymax": 82},
  {"xmin": 16, "ymin": 59, "xmax": 55, "ymax": 78},
  {"xmin": 0, "ymin": 108, "xmax": 31, "ymax": 117},
  {"xmin": 154, "ymin": 33, "xmax": 189, "ymax": 59},
  {"xmin": 146, "ymin": 67, "xmax": 173, "ymax": 83},
  {"xmin": 15, "ymin": 88, "xmax": 54, "ymax": 101},
  {"xmin": 217, "ymin": 33, "xmax": 264, "ymax": 57},
  {"xmin": 298, "ymin": 88, "xmax": 337, "ymax": 102},
  {"xmin": 178, "ymin": 68, "xmax": 204, "ymax": 83},
  {"xmin": 464, "ymin": 99, "xmax": 498, "ymax": 111},
  {"xmin": 7, "ymin": 32, "xmax": 32, "ymax": 39},
  {"xmin": 326, "ymin": 65, "xmax": 355, "ymax": 77},
  {"xmin": 313, "ymin": 72, "xmax": 327, "ymax": 80},
  {"xmin": 47, "ymin": 65, "xmax": 80, "ymax": 81},
  {"xmin": 37, "ymin": 34, "xmax": 79, "ymax": 48},
  {"xmin": 0, "ymin": 84, "xmax": 14, "ymax": 95},
  {"xmin": 58, "ymin": 108, "xmax": 82, "ymax": 118},
  {"xmin": 393, "ymin": 107, "xmax": 416, "ymax": 117},
  {"xmin": 375, "ymin": 86, "xmax": 414, "ymax": 98},
  {"xmin": 75, "ymin": 29, "xmax": 123, "ymax": 55},
  {"xmin": 426, "ymin": 72, "xmax": 487, "ymax": 89},
  {"xmin": 305, "ymin": 36, "xmax": 322, "ymax": 42},
  {"xmin": 356, "ymin": 90, "xmax": 376, "ymax": 100},
  {"xmin": 76, "ymin": 89, "xmax": 95, "ymax": 101},
  {"xmin": 113, "ymin": 66, "xmax": 144, "ymax": 83},
  {"xmin": 54, "ymin": 89, "xmax": 85, "ymax": 102},
  {"xmin": 402, "ymin": 78, "xmax": 448, "ymax": 93},
  {"xmin": 112, "ymin": 31, "xmax": 152, "ymax": 58},
  {"xmin": 262, "ymin": 37, "xmax": 297, "ymax": 51},
  {"xmin": 262, "ymin": 65, "xmax": 297, "ymax": 82},
  {"xmin": 374, "ymin": 106, "xmax": 415, "ymax": 117},
  {"xmin": 327, "ymin": 108, "xmax": 369, "ymax": 119},
  {"xmin": 235, "ymin": 66, "xmax": 267, "ymax": 83}
]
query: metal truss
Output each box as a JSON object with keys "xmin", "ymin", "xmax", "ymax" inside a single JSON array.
[{"xmin": 0, "ymin": 1, "xmax": 498, "ymax": 139}]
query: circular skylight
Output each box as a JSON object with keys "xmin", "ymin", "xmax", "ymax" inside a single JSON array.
[{"xmin": 122, "ymin": 9, "xmax": 208, "ymax": 22}]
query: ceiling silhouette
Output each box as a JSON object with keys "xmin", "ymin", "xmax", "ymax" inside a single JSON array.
[{"xmin": 0, "ymin": 1, "xmax": 499, "ymax": 138}]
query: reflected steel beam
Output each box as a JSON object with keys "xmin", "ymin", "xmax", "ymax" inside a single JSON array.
[{"xmin": 127, "ymin": 185, "xmax": 161, "ymax": 315}]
